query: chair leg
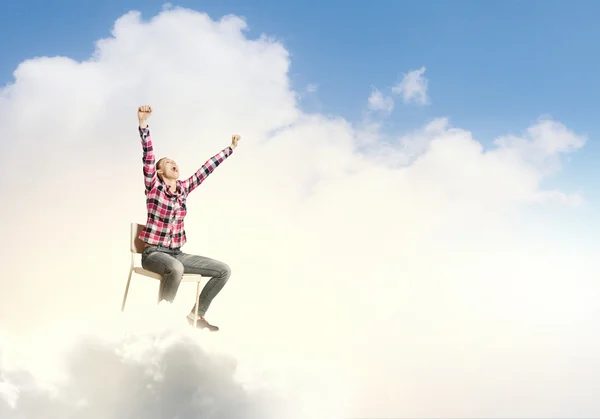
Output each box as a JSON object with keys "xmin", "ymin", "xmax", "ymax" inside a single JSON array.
[
  {"xmin": 121, "ymin": 268, "xmax": 134, "ymax": 312},
  {"xmin": 194, "ymin": 281, "xmax": 201, "ymax": 327}
]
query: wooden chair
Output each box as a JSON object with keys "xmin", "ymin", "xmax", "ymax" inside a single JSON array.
[{"xmin": 121, "ymin": 222, "xmax": 204, "ymax": 326}]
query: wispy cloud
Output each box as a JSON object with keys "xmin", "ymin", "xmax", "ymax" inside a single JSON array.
[
  {"xmin": 367, "ymin": 87, "xmax": 394, "ymax": 114},
  {"xmin": 392, "ymin": 66, "xmax": 429, "ymax": 105}
]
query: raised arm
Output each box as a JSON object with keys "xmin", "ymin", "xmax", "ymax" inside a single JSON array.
[
  {"xmin": 181, "ymin": 134, "xmax": 241, "ymax": 194},
  {"xmin": 138, "ymin": 105, "xmax": 156, "ymax": 191}
]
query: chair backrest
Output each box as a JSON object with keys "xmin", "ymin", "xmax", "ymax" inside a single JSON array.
[{"xmin": 130, "ymin": 223, "xmax": 147, "ymax": 254}]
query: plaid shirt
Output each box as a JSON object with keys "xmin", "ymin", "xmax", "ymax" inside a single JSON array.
[{"xmin": 138, "ymin": 125, "xmax": 233, "ymax": 249}]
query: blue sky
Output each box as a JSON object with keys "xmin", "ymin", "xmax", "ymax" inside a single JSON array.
[{"xmin": 2, "ymin": 0, "xmax": 599, "ymax": 202}]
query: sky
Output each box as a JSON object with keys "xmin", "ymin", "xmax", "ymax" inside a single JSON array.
[{"xmin": 1, "ymin": 1, "xmax": 600, "ymax": 418}]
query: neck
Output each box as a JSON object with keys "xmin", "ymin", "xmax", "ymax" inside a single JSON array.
[{"xmin": 163, "ymin": 177, "xmax": 178, "ymax": 192}]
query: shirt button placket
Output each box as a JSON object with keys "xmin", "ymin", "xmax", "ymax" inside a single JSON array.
[{"xmin": 167, "ymin": 197, "xmax": 174, "ymax": 247}]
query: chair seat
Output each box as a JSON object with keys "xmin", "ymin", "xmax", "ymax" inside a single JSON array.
[{"xmin": 132, "ymin": 267, "xmax": 204, "ymax": 282}]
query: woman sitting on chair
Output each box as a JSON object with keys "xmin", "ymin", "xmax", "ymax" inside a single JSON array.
[{"xmin": 136, "ymin": 105, "xmax": 240, "ymax": 332}]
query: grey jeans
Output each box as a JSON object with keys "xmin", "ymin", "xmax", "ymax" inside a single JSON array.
[{"xmin": 141, "ymin": 245, "xmax": 231, "ymax": 317}]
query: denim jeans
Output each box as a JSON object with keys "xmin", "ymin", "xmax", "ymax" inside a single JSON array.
[{"xmin": 141, "ymin": 245, "xmax": 231, "ymax": 318}]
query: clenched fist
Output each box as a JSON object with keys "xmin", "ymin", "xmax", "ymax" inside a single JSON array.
[
  {"xmin": 231, "ymin": 134, "xmax": 241, "ymax": 149},
  {"xmin": 138, "ymin": 105, "xmax": 152, "ymax": 128}
]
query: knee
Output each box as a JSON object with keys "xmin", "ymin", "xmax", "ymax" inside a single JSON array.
[
  {"xmin": 166, "ymin": 260, "xmax": 185, "ymax": 279},
  {"xmin": 219, "ymin": 263, "xmax": 231, "ymax": 280}
]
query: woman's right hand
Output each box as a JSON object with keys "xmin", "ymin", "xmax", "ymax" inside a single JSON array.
[{"xmin": 138, "ymin": 105, "xmax": 152, "ymax": 127}]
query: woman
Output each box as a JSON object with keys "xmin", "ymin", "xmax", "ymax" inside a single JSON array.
[{"xmin": 136, "ymin": 105, "xmax": 240, "ymax": 331}]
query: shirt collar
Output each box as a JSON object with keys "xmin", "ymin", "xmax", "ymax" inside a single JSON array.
[{"xmin": 158, "ymin": 176, "xmax": 182, "ymax": 196}]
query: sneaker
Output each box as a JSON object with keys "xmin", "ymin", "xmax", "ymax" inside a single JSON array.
[{"xmin": 187, "ymin": 315, "xmax": 219, "ymax": 332}]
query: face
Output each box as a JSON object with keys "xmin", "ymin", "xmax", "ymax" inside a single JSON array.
[{"xmin": 157, "ymin": 158, "xmax": 179, "ymax": 180}]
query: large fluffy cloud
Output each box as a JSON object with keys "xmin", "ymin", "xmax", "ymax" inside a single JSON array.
[
  {"xmin": 0, "ymin": 329, "xmax": 278, "ymax": 419},
  {"xmin": 1, "ymin": 6, "xmax": 599, "ymax": 418},
  {"xmin": 0, "ymin": 311, "xmax": 344, "ymax": 419}
]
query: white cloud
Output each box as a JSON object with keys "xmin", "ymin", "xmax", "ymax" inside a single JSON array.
[
  {"xmin": 0, "ymin": 330, "xmax": 274, "ymax": 418},
  {"xmin": 532, "ymin": 190, "xmax": 584, "ymax": 207},
  {"xmin": 392, "ymin": 65, "xmax": 429, "ymax": 105},
  {"xmin": 367, "ymin": 87, "xmax": 394, "ymax": 114},
  {"xmin": 0, "ymin": 310, "xmax": 344, "ymax": 419},
  {"xmin": 494, "ymin": 117, "xmax": 587, "ymax": 175},
  {"xmin": 1, "ymin": 6, "xmax": 599, "ymax": 418}
]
